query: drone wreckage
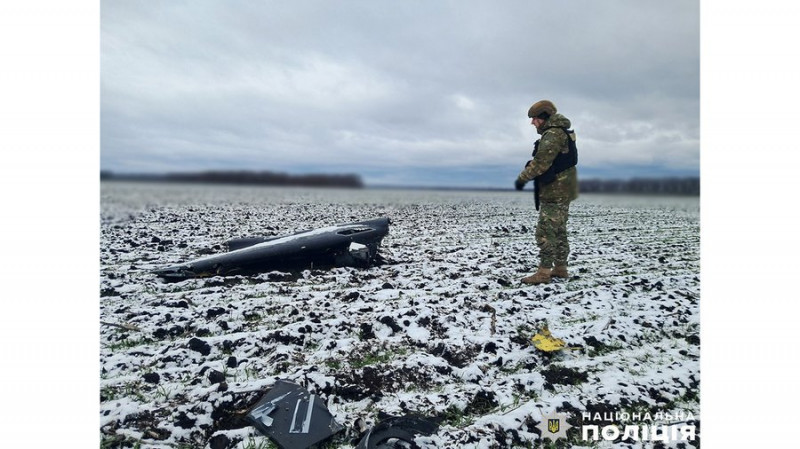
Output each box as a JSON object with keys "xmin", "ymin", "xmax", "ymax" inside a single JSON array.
[
  {"xmin": 153, "ymin": 219, "xmax": 437, "ymax": 446},
  {"xmin": 246, "ymin": 380, "xmax": 438, "ymax": 449},
  {"xmin": 153, "ymin": 218, "xmax": 390, "ymax": 280}
]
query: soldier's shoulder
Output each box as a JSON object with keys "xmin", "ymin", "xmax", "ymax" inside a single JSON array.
[
  {"xmin": 541, "ymin": 126, "xmax": 568, "ymax": 142},
  {"xmin": 548, "ymin": 113, "xmax": 572, "ymax": 129}
]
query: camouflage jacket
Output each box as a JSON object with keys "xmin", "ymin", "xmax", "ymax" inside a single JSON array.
[{"xmin": 517, "ymin": 113, "xmax": 579, "ymax": 203}]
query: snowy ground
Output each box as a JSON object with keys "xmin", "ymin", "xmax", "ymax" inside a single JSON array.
[{"xmin": 100, "ymin": 182, "xmax": 700, "ymax": 449}]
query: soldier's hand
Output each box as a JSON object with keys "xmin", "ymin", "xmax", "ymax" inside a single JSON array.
[{"xmin": 514, "ymin": 178, "xmax": 526, "ymax": 191}]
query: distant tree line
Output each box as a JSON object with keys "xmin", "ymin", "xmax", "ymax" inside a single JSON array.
[
  {"xmin": 579, "ymin": 177, "xmax": 699, "ymax": 195},
  {"xmin": 101, "ymin": 171, "xmax": 698, "ymax": 194},
  {"xmin": 100, "ymin": 170, "xmax": 364, "ymax": 188}
]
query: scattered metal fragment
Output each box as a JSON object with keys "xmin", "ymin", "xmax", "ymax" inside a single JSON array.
[
  {"xmin": 246, "ymin": 380, "xmax": 344, "ymax": 449},
  {"xmin": 100, "ymin": 321, "xmax": 141, "ymax": 332},
  {"xmin": 355, "ymin": 414, "xmax": 439, "ymax": 449}
]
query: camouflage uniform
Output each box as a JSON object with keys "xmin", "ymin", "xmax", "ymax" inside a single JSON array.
[{"xmin": 517, "ymin": 113, "xmax": 578, "ymax": 268}]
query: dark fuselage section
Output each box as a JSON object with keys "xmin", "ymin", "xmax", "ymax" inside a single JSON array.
[{"xmin": 152, "ymin": 217, "xmax": 390, "ymax": 281}]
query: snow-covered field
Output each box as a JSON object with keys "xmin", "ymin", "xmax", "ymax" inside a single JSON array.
[{"xmin": 100, "ymin": 182, "xmax": 700, "ymax": 449}]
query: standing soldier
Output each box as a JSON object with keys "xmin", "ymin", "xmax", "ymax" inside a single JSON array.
[{"xmin": 514, "ymin": 100, "xmax": 579, "ymax": 285}]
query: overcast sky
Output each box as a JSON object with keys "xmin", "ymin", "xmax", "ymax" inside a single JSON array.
[{"xmin": 101, "ymin": 0, "xmax": 699, "ymax": 187}]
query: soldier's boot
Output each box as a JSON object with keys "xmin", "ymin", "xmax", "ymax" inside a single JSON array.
[
  {"xmin": 551, "ymin": 265, "xmax": 569, "ymax": 279},
  {"xmin": 521, "ymin": 266, "xmax": 552, "ymax": 285}
]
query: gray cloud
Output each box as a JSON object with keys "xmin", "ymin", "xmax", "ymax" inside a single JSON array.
[{"xmin": 101, "ymin": 0, "xmax": 699, "ymax": 186}]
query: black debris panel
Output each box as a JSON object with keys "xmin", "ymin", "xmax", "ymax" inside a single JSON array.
[
  {"xmin": 246, "ymin": 380, "xmax": 344, "ymax": 449},
  {"xmin": 356, "ymin": 413, "xmax": 440, "ymax": 449}
]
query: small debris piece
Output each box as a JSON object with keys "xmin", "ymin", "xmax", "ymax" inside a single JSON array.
[
  {"xmin": 356, "ymin": 414, "xmax": 439, "ymax": 449},
  {"xmin": 531, "ymin": 324, "xmax": 566, "ymax": 352},
  {"xmin": 101, "ymin": 321, "xmax": 141, "ymax": 332}
]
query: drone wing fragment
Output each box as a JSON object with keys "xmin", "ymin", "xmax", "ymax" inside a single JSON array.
[{"xmin": 246, "ymin": 380, "xmax": 344, "ymax": 449}]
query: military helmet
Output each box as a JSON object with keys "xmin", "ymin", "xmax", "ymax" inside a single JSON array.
[{"xmin": 528, "ymin": 100, "xmax": 557, "ymax": 119}]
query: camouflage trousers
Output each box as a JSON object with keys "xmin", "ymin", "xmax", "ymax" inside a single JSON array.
[{"xmin": 535, "ymin": 201, "xmax": 571, "ymax": 267}]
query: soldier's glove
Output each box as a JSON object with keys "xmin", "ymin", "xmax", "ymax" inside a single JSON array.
[{"xmin": 514, "ymin": 178, "xmax": 526, "ymax": 191}]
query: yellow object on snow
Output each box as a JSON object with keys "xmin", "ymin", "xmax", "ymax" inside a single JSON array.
[{"xmin": 531, "ymin": 325, "xmax": 566, "ymax": 352}]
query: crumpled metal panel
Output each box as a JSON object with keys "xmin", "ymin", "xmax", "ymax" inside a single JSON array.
[{"xmin": 246, "ymin": 380, "xmax": 344, "ymax": 449}]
